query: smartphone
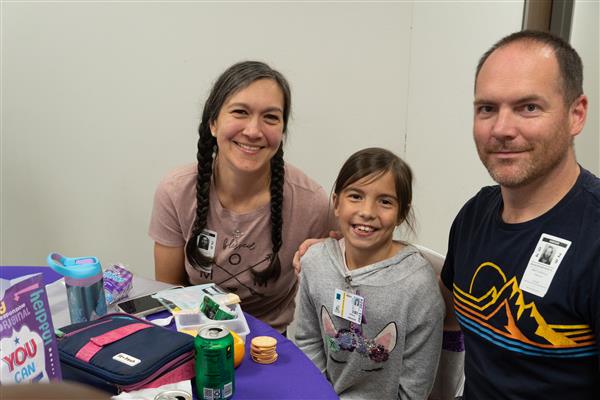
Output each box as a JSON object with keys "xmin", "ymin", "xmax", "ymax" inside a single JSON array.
[{"xmin": 116, "ymin": 293, "xmax": 166, "ymax": 317}]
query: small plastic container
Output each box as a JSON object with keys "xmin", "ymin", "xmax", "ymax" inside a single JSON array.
[{"xmin": 174, "ymin": 304, "xmax": 250, "ymax": 343}]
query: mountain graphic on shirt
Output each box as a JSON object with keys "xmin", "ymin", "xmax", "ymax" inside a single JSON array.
[{"xmin": 453, "ymin": 261, "xmax": 596, "ymax": 358}]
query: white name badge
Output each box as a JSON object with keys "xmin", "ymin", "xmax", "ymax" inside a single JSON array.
[
  {"xmin": 332, "ymin": 289, "xmax": 364, "ymax": 324},
  {"xmin": 519, "ymin": 233, "xmax": 571, "ymax": 297},
  {"xmin": 198, "ymin": 229, "xmax": 217, "ymax": 258}
]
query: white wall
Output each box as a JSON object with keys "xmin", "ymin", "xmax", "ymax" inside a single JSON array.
[
  {"xmin": 2, "ymin": 1, "xmax": 525, "ymax": 278},
  {"xmin": 572, "ymin": 0, "xmax": 600, "ymax": 175},
  {"xmin": 406, "ymin": 2, "xmax": 521, "ymax": 253}
]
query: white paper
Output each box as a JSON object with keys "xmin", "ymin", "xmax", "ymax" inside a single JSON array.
[{"xmin": 111, "ymin": 380, "xmax": 193, "ymax": 400}]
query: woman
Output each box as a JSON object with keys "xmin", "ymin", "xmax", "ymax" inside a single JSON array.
[{"xmin": 149, "ymin": 61, "xmax": 331, "ymax": 331}]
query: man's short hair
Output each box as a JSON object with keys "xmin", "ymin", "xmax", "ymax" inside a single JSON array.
[{"xmin": 475, "ymin": 30, "xmax": 583, "ymax": 105}]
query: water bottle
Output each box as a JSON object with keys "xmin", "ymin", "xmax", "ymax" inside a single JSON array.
[{"xmin": 47, "ymin": 252, "xmax": 107, "ymax": 323}]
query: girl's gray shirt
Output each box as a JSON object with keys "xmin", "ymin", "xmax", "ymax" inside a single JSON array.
[{"xmin": 295, "ymin": 238, "xmax": 444, "ymax": 400}]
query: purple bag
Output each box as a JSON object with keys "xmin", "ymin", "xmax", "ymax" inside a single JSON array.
[{"xmin": 0, "ymin": 273, "xmax": 62, "ymax": 384}]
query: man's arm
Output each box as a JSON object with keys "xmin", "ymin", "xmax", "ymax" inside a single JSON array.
[{"xmin": 440, "ymin": 279, "xmax": 460, "ymax": 331}]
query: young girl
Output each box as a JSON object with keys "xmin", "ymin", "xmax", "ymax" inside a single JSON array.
[
  {"xmin": 295, "ymin": 147, "xmax": 444, "ymax": 399},
  {"xmin": 149, "ymin": 61, "xmax": 331, "ymax": 332}
]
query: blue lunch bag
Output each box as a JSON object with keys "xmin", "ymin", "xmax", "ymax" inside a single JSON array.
[{"xmin": 56, "ymin": 313, "xmax": 195, "ymax": 393}]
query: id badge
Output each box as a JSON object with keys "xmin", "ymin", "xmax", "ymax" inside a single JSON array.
[
  {"xmin": 332, "ymin": 289, "xmax": 364, "ymax": 324},
  {"xmin": 198, "ymin": 229, "xmax": 217, "ymax": 258},
  {"xmin": 519, "ymin": 233, "xmax": 571, "ymax": 297}
]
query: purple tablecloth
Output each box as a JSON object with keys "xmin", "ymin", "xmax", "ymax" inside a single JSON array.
[{"xmin": 0, "ymin": 266, "xmax": 338, "ymax": 399}]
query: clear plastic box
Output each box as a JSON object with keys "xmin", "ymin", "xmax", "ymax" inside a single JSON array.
[{"xmin": 174, "ymin": 304, "xmax": 250, "ymax": 343}]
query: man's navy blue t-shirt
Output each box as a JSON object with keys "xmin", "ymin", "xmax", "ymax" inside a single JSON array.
[{"xmin": 442, "ymin": 168, "xmax": 600, "ymax": 400}]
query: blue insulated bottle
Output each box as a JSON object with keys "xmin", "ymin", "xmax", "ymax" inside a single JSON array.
[{"xmin": 48, "ymin": 253, "xmax": 107, "ymax": 323}]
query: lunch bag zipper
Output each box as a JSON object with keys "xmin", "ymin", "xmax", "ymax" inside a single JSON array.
[
  {"xmin": 60, "ymin": 317, "xmax": 114, "ymax": 337},
  {"xmin": 120, "ymin": 351, "xmax": 194, "ymax": 392},
  {"xmin": 59, "ymin": 343, "xmax": 193, "ymax": 385},
  {"xmin": 60, "ymin": 313, "xmax": 143, "ymax": 338}
]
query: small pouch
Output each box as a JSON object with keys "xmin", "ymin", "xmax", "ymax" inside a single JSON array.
[{"xmin": 56, "ymin": 313, "xmax": 195, "ymax": 393}]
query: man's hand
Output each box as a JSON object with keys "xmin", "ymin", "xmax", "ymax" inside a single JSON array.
[{"xmin": 293, "ymin": 231, "xmax": 341, "ymax": 276}]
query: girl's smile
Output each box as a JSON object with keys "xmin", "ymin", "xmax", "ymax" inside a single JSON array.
[{"xmin": 334, "ymin": 170, "xmax": 403, "ymax": 269}]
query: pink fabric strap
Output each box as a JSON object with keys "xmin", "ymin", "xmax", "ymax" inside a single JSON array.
[
  {"xmin": 138, "ymin": 359, "xmax": 195, "ymax": 390},
  {"xmin": 76, "ymin": 323, "xmax": 151, "ymax": 363}
]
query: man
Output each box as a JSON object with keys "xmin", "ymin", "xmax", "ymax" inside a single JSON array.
[{"xmin": 441, "ymin": 30, "xmax": 599, "ymax": 399}]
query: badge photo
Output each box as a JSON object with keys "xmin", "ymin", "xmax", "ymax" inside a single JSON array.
[{"xmin": 198, "ymin": 229, "xmax": 217, "ymax": 258}]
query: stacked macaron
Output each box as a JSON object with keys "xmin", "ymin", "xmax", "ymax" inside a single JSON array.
[{"xmin": 250, "ymin": 336, "xmax": 278, "ymax": 364}]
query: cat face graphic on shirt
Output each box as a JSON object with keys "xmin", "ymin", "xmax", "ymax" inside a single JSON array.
[{"xmin": 321, "ymin": 306, "xmax": 397, "ymax": 372}]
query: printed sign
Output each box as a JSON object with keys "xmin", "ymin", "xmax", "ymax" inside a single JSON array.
[{"xmin": 0, "ymin": 274, "xmax": 62, "ymax": 384}]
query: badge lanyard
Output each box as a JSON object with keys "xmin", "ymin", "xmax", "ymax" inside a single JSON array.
[{"xmin": 333, "ymin": 274, "xmax": 366, "ymax": 329}]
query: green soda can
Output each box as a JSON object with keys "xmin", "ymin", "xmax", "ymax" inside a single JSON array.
[{"xmin": 195, "ymin": 324, "xmax": 235, "ymax": 400}]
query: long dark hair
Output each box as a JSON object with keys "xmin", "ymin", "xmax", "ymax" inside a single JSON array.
[{"xmin": 185, "ymin": 61, "xmax": 291, "ymax": 285}]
